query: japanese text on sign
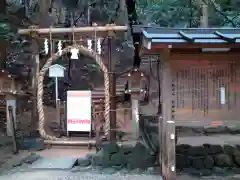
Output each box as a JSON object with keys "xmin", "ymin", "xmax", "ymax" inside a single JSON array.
[{"xmin": 67, "ymin": 120, "xmax": 91, "ymax": 124}]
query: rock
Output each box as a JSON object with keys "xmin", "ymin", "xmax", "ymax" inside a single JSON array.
[
  {"xmin": 188, "ymin": 146, "xmax": 207, "ymax": 156},
  {"xmin": 232, "ymin": 167, "xmax": 240, "ymax": 174},
  {"xmin": 86, "ymin": 153, "xmax": 95, "ymax": 160},
  {"xmin": 176, "ymin": 144, "xmax": 191, "ymax": 154},
  {"xmin": 102, "ymin": 142, "xmax": 120, "ymax": 154},
  {"xmin": 223, "ymin": 145, "xmax": 237, "ymax": 155},
  {"xmin": 204, "ymin": 156, "xmax": 214, "ymax": 169},
  {"xmin": 101, "ymin": 167, "xmax": 118, "ymax": 174},
  {"xmin": 12, "ymin": 161, "xmax": 22, "ymax": 167},
  {"xmin": 126, "ymin": 153, "xmax": 156, "ymax": 169},
  {"xmin": 203, "ymin": 144, "xmax": 223, "ymax": 155},
  {"xmin": 190, "ymin": 156, "xmax": 205, "ymax": 169},
  {"xmin": 176, "ymin": 154, "xmax": 191, "ymax": 169},
  {"xmin": 234, "ymin": 155, "xmax": 240, "ymax": 167},
  {"xmin": 77, "ymin": 157, "xmax": 91, "ymax": 167},
  {"xmin": 110, "ymin": 151, "xmax": 126, "ymax": 166},
  {"xmin": 226, "ymin": 126, "xmax": 240, "ymax": 134},
  {"xmin": 91, "ymin": 149, "xmax": 111, "ymax": 167},
  {"xmin": 120, "ymin": 145, "xmax": 133, "ymax": 155},
  {"xmin": 204, "ymin": 126, "xmax": 228, "ymax": 134},
  {"xmin": 22, "ymin": 153, "xmax": 41, "ymax": 164},
  {"xmin": 149, "ymin": 133, "xmax": 159, "ymax": 150},
  {"xmin": 215, "ymin": 154, "xmax": 233, "ymax": 167}
]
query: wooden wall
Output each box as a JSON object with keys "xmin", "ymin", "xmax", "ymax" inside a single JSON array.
[{"xmin": 169, "ymin": 53, "xmax": 240, "ymax": 124}]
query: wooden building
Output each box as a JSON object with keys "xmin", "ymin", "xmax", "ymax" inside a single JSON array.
[{"xmin": 133, "ymin": 25, "xmax": 240, "ymax": 180}]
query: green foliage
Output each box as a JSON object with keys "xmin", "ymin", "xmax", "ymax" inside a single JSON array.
[{"xmin": 136, "ymin": 0, "xmax": 240, "ymax": 27}]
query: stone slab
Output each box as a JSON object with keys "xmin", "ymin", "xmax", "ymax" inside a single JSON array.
[{"xmin": 30, "ymin": 157, "xmax": 77, "ymax": 170}]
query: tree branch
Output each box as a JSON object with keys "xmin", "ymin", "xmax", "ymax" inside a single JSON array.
[{"xmin": 203, "ymin": 0, "xmax": 237, "ymax": 27}]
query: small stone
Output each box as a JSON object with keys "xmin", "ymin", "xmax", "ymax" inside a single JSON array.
[
  {"xmin": 146, "ymin": 167, "xmax": 157, "ymax": 174},
  {"xmin": 130, "ymin": 168, "xmax": 144, "ymax": 174},
  {"xmin": 119, "ymin": 168, "xmax": 130, "ymax": 174},
  {"xmin": 12, "ymin": 161, "xmax": 22, "ymax": 167},
  {"xmin": 212, "ymin": 167, "xmax": 227, "ymax": 175},
  {"xmin": 101, "ymin": 167, "xmax": 117, "ymax": 174},
  {"xmin": 77, "ymin": 157, "xmax": 91, "ymax": 167},
  {"xmin": 112, "ymin": 165, "xmax": 123, "ymax": 170}
]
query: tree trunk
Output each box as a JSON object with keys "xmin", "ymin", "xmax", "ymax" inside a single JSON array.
[
  {"xmin": 30, "ymin": 0, "xmax": 52, "ymax": 130},
  {"xmin": 200, "ymin": 0, "xmax": 208, "ymax": 27},
  {"xmin": 0, "ymin": 0, "xmax": 7, "ymax": 70}
]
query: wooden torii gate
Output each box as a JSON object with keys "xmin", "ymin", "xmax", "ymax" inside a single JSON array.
[{"xmin": 18, "ymin": 25, "xmax": 127, "ymax": 141}]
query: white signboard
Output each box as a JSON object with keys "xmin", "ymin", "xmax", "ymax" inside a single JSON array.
[
  {"xmin": 67, "ymin": 90, "xmax": 92, "ymax": 132},
  {"xmin": 48, "ymin": 64, "xmax": 65, "ymax": 77}
]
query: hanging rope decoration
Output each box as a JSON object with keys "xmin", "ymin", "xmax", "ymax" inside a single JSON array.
[{"xmin": 37, "ymin": 26, "xmax": 110, "ymax": 141}]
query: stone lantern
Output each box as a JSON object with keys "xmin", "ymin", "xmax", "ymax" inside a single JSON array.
[
  {"xmin": 121, "ymin": 68, "xmax": 149, "ymax": 139},
  {"xmin": 0, "ymin": 70, "xmax": 26, "ymax": 136}
]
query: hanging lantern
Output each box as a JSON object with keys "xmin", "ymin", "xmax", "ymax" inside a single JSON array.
[
  {"xmin": 70, "ymin": 47, "xmax": 79, "ymax": 59},
  {"xmin": 125, "ymin": 68, "xmax": 148, "ymax": 98}
]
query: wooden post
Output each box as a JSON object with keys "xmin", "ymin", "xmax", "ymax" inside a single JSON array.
[
  {"xmin": 160, "ymin": 49, "xmax": 176, "ymax": 180},
  {"xmin": 8, "ymin": 106, "xmax": 18, "ymax": 154},
  {"xmin": 30, "ymin": 38, "xmax": 39, "ymax": 130},
  {"xmin": 108, "ymin": 33, "xmax": 117, "ymax": 141},
  {"xmin": 56, "ymin": 99, "xmax": 61, "ymax": 128},
  {"xmin": 131, "ymin": 98, "xmax": 139, "ymax": 139}
]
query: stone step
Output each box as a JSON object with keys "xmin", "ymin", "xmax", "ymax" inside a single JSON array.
[{"xmin": 30, "ymin": 157, "xmax": 78, "ymax": 170}]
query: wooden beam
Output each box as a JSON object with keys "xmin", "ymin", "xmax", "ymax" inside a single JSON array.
[
  {"xmin": 170, "ymin": 53, "xmax": 240, "ymax": 62},
  {"xmin": 18, "ymin": 25, "xmax": 128, "ymax": 35}
]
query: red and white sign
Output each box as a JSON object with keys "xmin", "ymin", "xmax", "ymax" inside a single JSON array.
[{"xmin": 67, "ymin": 90, "xmax": 92, "ymax": 132}]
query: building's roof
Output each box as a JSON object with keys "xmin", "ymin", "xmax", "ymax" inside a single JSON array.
[{"xmin": 133, "ymin": 25, "xmax": 240, "ymax": 44}]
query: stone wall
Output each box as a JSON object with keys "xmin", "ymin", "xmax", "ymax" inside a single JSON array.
[
  {"xmin": 76, "ymin": 142, "xmax": 240, "ymax": 176},
  {"xmin": 176, "ymin": 144, "xmax": 240, "ymax": 175}
]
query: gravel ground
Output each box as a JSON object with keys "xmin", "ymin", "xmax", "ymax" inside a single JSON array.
[
  {"xmin": 0, "ymin": 146, "xmax": 240, "ymax": 180},
  {"xmin": 1, "ymin": 169, "xmax": 240, "ymax": 180}
]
